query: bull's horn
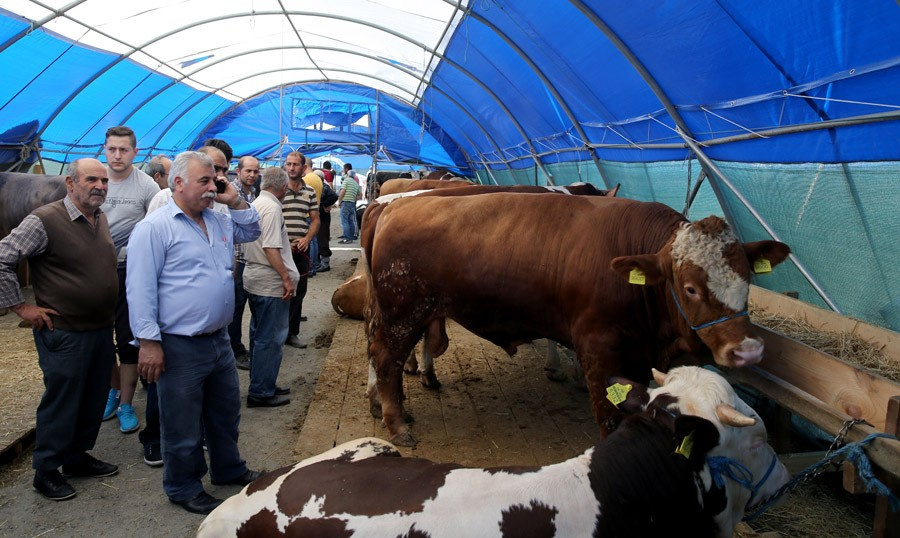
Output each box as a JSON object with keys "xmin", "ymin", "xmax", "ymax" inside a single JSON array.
[
  {"xmin": 652, "ymin": 368, "xmax": 667, "ymax": 386},
  {"xmin": 716, "ymin": 403, "xmax": 756, "ymax": 427}
]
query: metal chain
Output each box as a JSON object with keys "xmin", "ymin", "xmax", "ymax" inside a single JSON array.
[
  {"xmin": 826, "ymin": 418, "xmax": 869, "ymax": 457},
  {"xmin": 745, "ymin": 418, "xmax": 869, "ymax": 520}
]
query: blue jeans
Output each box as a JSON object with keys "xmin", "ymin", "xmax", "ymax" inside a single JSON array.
[
  {"xmin": 247, "ymin": 292, "xmax": 290, "ymax": 399},
  {"xmin": 227, "ymin": 261, "xmax": 247, "ymax": 353},
  {"xmin": 340, "ymin": 201, "xmax": 357, "ymax": 239},
  {"xmin": 309, "ymin": 237, "xmax": 318, "ymax": 276},
  {"xmin": 157, "ymin": 329, "xmax": 246, "ymax": 501}
]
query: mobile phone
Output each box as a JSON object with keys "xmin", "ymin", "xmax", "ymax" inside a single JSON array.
[{"xmin": 216, "ymin": 179, "xmax": 227, "ymax": 193}]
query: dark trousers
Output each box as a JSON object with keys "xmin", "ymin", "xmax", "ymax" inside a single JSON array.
[
  {"xmin": 157, "ymin": 329, "xmax": 246, "ymax": 501},
  {"xmin": 138, "ymin": 382, "xmax": 159, "ymax": 448},
  {"xmin": 288, "ymin": 248, "xmax": 310, "ymax": 336},
  {"xmin": 115, "ymin": 266, "xmax": 138, "ymax": 364},
  {"xmin": 317, "ymin": 210, "xmax": 332, "ymax": 259},
  {"xmin": 32, "ymin": 326, "xmax": 115, "ymax": 472},
  {"xmin": 227, "ymin": 261, "xmax": 247, "ymax": 353}
]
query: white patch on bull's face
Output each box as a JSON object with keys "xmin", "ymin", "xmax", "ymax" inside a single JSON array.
[{"xmin": 671, "ymin": 223, "xmax": 748, "ymax": 311}]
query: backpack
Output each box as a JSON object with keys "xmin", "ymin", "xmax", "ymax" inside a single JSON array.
[{"xmin": 320, "ymin": 182, "xmax": 339, "ymax": 207}]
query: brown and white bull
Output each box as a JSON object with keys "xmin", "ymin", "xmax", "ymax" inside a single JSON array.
[
  {"xmin": 363, "ymin": 195, "xmax": 790, "ymax": 445},
  {"xmin": 197, "ymin": 366, "xmax": 789, "ymax": 538}
]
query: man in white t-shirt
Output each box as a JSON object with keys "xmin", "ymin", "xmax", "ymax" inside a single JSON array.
[
  {"xmin": 100, "ymin": 126, "xmax": 159, "ymax": 448},
  {"xmin": 242, "ymin": 167, "xmax": 299, "ymax": 407}
]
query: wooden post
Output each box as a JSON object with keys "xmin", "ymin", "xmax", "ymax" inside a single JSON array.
[{"xmin": 873, "ymin": 395, "xmax": 900, "ymax": 538}]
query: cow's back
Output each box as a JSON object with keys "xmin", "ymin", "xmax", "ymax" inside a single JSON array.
[
  {"xmin": 0, "ymin": 172, "xmax": 67, "ymax": 238},
  {"xmin": 379, "ymin": 178, "xmax": 473, "ymax": 196}
]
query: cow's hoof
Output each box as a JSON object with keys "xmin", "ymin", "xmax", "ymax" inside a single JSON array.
[
  {"xmin": 390, "ymin": 431, "xmax": 417, "ymax": 447},
  {"xmin": 420, "ymin": 373, "xmax": 442, "ymax": 390},
  {"xmin": 543, "ymin": 367, "xmax": 567, "ymax": 382},
  {"xmin": 403, "ymin": 365, "xmax": 418, "ymax": 375},
  {"xmin": 0, "ymin": 307, "xmax": 8, "ymax": 316}
]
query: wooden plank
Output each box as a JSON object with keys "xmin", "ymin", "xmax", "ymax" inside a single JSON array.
[
  {"xmin": 754, "ymin": 326, "xmax": 899, "ymax": 432},
  {"xmin": 750, "ymin": 285, "xmax": 899, "ymax": 363},
  {"xmin": 724, "ymin": 366, "xmax": 900, "ymax": 481},
  {"xmin": 873, "ymin": 396, "xmax": 900, "ymax": 538}
]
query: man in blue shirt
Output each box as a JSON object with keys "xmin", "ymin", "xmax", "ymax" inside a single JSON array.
[{"xmin": 126, "ymin": 151, "xmax": 262, "ymax": 515}]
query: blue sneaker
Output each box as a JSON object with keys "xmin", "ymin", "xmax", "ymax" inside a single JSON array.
[
  {"xmin": 117, "ymin": 403, "xmax": 139, "ymax": 433},
  {"xmin": 102, "ymin": 389, "xmax": 120, "ymax": 421}
]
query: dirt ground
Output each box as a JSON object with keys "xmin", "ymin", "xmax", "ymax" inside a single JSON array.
[{"xmin": 0, "ymin": 219, "xmax": 359, "ymax": 538}]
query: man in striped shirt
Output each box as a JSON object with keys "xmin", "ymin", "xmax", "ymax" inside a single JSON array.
[{"xmin": 282, "ymin": 151, "xmax": 319, "ymax": 349}]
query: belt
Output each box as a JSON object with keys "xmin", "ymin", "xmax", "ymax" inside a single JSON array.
[{"xmin": 195, "ymin": 329, "xmax": 222, "ymax": 338}]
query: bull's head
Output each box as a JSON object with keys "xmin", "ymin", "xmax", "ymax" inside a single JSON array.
[
  {"xmin": 610, "ymin": 216, "xmax": 790, "ymax": 368},
  {"xmin": 611, "ymin": 366, "xmax": 790, "ymax": 538}
]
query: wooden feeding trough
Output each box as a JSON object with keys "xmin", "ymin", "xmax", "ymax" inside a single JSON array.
[{"xmin": 725, "ymin": 286, "xmax": 900, "ymax": 538}]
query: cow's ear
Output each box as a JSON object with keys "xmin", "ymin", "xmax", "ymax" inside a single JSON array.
[
  {"xmin": 610, "ymin": 254, "xmax": 664, "ymax": 286},
  {"xmin": 673, "ymin": 416, "xmax": 720, "ymax": 470},
  {"xmin": 606, "ymin": 376, "xmax": 649, "ymax": 413},
  {"xmin": 743, "ymin": 241, "xmax": 791, "ymax": 274}
]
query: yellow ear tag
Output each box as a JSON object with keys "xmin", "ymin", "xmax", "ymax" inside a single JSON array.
[
  {"xmin": 753, "ymin": 258, "xmax": 772, "ymax": 274},
  {"xmin": 606, "ymin": 383, "xmax": 632, "ymax": 407},
  {"xmin": 628, "ymin": 268, "xmax": 646, "ymax": 285},
  {"xmin": 675, "ymin": 431, "xmax": 695, "ymax": 459}
]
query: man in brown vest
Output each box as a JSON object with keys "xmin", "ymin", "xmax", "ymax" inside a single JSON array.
[{"xmin": 0, "ymin": 158, "xmax": 119, "ymax": 501}]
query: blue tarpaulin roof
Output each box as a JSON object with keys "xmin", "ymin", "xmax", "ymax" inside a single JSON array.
[{"xmin": 1, "ymin": 0, "xmax": 899, "ymax": 329}]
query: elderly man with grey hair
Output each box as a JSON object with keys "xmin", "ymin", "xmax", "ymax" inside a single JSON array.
[
  {"xmin": 241, "ymin": 167, "xmax": 299, "ymax": 408},
  {"xmin": 126, "ymin": 150, "xmax": 263, "ymax": 515},
  {"xmin": 145, "ymin": 155, "xmax": 172, "ymax": 191},
  {"xmin": 0, "ymin": 158, "xmax": 119, "ymax": 501}
]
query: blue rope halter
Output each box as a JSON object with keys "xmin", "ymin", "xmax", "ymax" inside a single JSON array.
[
  {"xmin": 669, "ymin": 285, "xmax": 748, "ymax": 331},
  {"xmin": 707, "ymin": 452, "xmax": 779, "ymax": 509}
]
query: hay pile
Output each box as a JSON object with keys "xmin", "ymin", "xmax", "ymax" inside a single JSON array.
[
  {"xmin": 750, "ymin": 307, "xmax": 899, "ymax": 383},
  {"xmin": 0, "ymin": 313, "xmax": 41, "ymax": 451}
]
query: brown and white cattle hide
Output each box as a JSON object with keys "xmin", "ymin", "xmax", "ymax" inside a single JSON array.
[
  {"xmin": 197, "ymin": 367, "xmax": 789, "ymax": 538},
  {"xmin": 363, "ymin": 195, "xmax": 790, "ymax": 445}
]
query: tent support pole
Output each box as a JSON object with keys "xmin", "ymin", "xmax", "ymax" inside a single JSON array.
[{"xmin": 678, "ymin": 129, "xmax": 841, "ymax": 313}]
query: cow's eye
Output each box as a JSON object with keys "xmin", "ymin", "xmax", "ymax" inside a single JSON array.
[{"xmin": 684, "ymin": 286, "xmax": 697, "ymax": 296}]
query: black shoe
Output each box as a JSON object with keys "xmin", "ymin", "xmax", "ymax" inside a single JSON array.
[
  {"xmin": 300, "ymin": 315, "xmax": 308, "ymax": 322},
  {"xmin": 233, "ymin": 348, "xmax": 249, "ymax": 360},
  {"xmin": 143, "ymin": 443, "xmax": 163, "ymax": 467},
  {"xmin": 33, "ymin": 470, "xmax": 76, "ymax": 501},
  {"xmin": 247, "ymin": 394, "xmax": 291, "ymax": 408},
  {"xmin": 235, "ymin": 355, "xmax": 251, "ymax": 371},
  {"xmin": 285, "ymin": 335, "xmax": 307, "ymax": 349},
  {"xmin": 315, "ymin": 264, "xmax": 331, "ymax": 272},
  {"xmin": 61, "ymin": 454, "xmax": 118, "ymax": 478},
  {"xmin": 211, "ymin": 469, "xmax": 265, "ymax": 487},
  {"xmin": 169, "ymin": 491, "xmax": 223, "ymax": 515},
  {"xmin": 275, "ymin": 386, "xmax": 291, "ymax": 396}
]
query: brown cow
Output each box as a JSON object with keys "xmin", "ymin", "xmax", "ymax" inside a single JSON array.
[
  {"xmin": 377, "ymin": 177, "xmax": 474, "ymax": 196},
  {"xmin": 197, "ymin": 367, "xmax": 790, "ymax": 538},
  {"xmin": 336, "ymin": 183, "xmax": 619, "ymax": 384},
  {"xmin": 0, "ymin": 172, "xmax": 67, "ymax": 238},
  {"xmin": 331, "ymin": 258, "xmax": 368, "ymax": 319},
  {"xmin": 0, "ymin": 172, "xmax": 67, "ymax": 316},
  {"xmin": 363, "ymin": 195, "xmax": 790, "ymax": 445}
]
